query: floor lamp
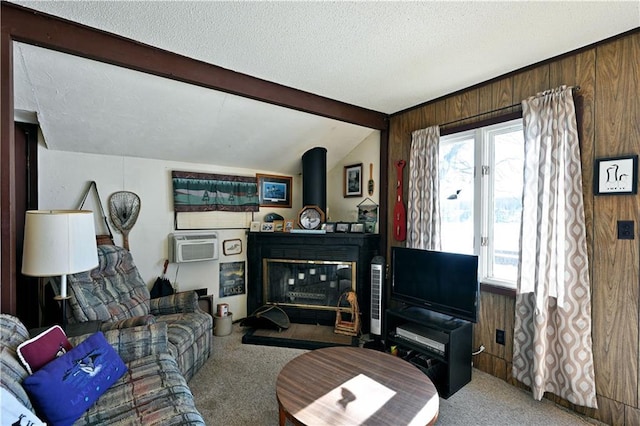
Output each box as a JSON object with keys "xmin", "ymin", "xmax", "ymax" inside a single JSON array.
[{"xmin": 22, "ymin": 210, "xmax": 99, "ymax": 329}]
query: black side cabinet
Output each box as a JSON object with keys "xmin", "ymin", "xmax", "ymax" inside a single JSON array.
[{"xmin": 385, "ymin": 307, "xmax": 472, "ymax": 398}]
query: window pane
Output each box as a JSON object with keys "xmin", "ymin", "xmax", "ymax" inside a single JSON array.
[
  {"xmin": 490, "ymin": 129, "xmax": 523, "ymax": 282},
  {"xmin": 439, "ymin": 138, "xmax": 474, "ymax": 255}
]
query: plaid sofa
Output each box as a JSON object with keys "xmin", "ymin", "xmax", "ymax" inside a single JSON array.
[
  {"xmin": 0, "ymin": 314, "xmax": 205, "ymax": 425},
  {"xmin": 55, "ymin": 245, "xmax": 212, "ymax": 382}
]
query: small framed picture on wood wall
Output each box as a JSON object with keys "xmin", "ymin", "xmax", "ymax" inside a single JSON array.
[{"xmin": 594, "ymin": 155, "xmax": 638, "ymax": 195}]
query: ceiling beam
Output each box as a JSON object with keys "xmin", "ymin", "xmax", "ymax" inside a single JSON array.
[{"xmin": 1, "ymin": 2, "xmax": 388, "ymax": 131}]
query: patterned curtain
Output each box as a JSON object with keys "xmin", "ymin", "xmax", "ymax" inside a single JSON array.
[
  {"xmin": 512, "ymin": 86, "xmax": 597, "ymax": 408},
  {"xmin": 407, "ymin": 126, "xmax": 441, "ymax": 250}
]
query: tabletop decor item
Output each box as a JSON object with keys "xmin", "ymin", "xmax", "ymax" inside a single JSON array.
[{"xmin": 297, "ymin": 205, "xmax": 325, "ymax": 230}]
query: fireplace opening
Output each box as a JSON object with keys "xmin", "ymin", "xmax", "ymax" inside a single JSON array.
[
  {"xmin": 246, "ymin": 232, "xmax": 380, "ymax": 334},
  {"xmin": 263, "ymin": 259, "xmax": 356, "ymax": 313}
]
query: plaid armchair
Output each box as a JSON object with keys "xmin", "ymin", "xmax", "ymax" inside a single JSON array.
[{"xmin": 55, "ymin": 245, "xmax": 212, "ymax": 382}]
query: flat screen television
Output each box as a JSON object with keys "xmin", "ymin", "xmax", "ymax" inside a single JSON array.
[{"xmin": 391, "ymin": 247, "xmax": 479, "ymax": 323}]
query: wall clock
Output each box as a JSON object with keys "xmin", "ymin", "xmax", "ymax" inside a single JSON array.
[{"xmin": 297, "ymin": 205, "xmax": 325, "ymax": 230}]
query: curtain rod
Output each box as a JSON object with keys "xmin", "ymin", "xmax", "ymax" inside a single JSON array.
[
  {"xmin": 439, "ymin": 85, "xmax": 581, "ymax": 129},
  {"xmin": 440, "ymin": 103, "xmax": 521, "ymax": 128}
]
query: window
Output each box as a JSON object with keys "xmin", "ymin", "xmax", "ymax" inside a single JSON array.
[{"xmin": 439, "ymin": 119, "xmax": 524, "ymax": 288}]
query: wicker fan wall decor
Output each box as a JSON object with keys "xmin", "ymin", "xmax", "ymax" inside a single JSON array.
[{"xmin": 109, "ymin": 191, "xmax": 141, "ymax": 250}]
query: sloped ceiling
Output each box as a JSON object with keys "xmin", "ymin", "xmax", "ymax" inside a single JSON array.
[{"xmin": 9, "ymin": 1, "xmax": 640, "ymax": 175}]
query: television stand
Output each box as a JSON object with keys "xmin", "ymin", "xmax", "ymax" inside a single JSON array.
[{"xmin": 384, "ymin": 306, "xmax": 472, "ymax": 398}]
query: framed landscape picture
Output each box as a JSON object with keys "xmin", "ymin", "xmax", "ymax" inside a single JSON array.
[{"xmin": 256, "ymin": 173, "xmax": 292, "ymax": 207}]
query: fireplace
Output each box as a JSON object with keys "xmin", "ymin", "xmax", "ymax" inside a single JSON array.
[
  {"xmin": 247, "ymin": 233, "xmax": 380, "ymax": 332},
  {"xmin": 263, "ymin": 258, "xmax": 356, "ymax": 310}
]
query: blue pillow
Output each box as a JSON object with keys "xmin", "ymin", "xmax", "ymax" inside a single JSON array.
[{"xmin": 22, "ymin": 331, "xmax": 127, "ymax": 426}]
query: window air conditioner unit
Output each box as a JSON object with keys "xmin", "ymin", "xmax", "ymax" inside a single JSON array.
[{"xmin": 169, "ymin": 232, "xmax": 218, "ymax": 263}]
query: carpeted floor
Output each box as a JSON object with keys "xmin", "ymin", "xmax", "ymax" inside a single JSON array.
[{"xmin": 189, "ymin": 323, "xmax": 604, "ymax": 426}]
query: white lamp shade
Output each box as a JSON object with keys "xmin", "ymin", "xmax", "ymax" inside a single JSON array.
[{"xmin": 22, "ymin": 210, "xmax": 99, "ymax": 277}]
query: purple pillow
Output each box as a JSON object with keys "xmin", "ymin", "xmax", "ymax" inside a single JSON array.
[
  {"xmin": 17, "ymin": 325, "xmax": 73, "ymax": 374},
  {"xmin": 22, "ymin": 332, "xmax": 127, "ymax": 426}
]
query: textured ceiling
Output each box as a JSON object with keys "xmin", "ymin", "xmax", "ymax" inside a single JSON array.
[{"xmin": 9, "ymin": 0, "xmax": 640, "ymax": 175}]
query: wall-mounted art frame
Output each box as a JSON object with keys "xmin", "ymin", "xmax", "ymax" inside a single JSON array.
[
  {"xmin": 172, "ymin": 170, "xmax": 258, "ymax": 212},
  {"xmin": 594, "ymin": 155, "xmax": 638, "ymax": 195},
  {"xmin": 256, "ymin": 173, "xmax": 292, "ymax": 208},
  {"xmin": 223, "ymin": 239, "xmax": 242, "ymax": 256},
  {"xmin": 219, "ymin": 261, "xmax": 245, "ymax": 298},
  {"xmin": 343, "ymin": 163, "xmax": 363, "ymax": 197},
  {"xmin": 357, "ymin": 198, "xmax": 378, "ymax": 234}
]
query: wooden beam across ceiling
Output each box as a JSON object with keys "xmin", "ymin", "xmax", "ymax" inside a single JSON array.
[
  {"xmin": 1, "ymin": 2, "xmax": 388, "ymax": 131},
  {"xmin": 1, "ymin": 1, "xmax": 390, "ymax": 316}
]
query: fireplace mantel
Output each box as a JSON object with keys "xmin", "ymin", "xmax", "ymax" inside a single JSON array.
[{"xmin": 247, "ymin": 232, "xmax": 380, "ymax": 333}]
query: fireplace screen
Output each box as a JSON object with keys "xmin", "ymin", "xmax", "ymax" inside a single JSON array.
[{"xmin": 263, "ymin": 259, "xmax": 356, "ymax": 310}]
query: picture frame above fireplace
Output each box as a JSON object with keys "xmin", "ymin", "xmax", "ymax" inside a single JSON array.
[
  {"xmin": 257, "ymin": 173, "xmax": 292, "ymax": 207},
  {"xmin": 343, "ymin": 163, "xmax": 363, "ymax": 197}
]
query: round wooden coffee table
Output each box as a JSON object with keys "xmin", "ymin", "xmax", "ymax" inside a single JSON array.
[{"xmin": 276, "ymin": 346, "xmax": 439, "ymax": 425}]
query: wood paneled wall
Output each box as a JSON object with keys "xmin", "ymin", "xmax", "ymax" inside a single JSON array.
[{"xmin": 388, "ymin": 30, "xmax": 640, "ymax": 425}]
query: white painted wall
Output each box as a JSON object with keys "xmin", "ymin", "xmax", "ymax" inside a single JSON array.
[
  {"xmin": 327, "ymin": 131, "xmax": 381, "ymax": 225},
  {"xmin": 37, "ymin": 131, "xmax": 379, "ymax": 320}
]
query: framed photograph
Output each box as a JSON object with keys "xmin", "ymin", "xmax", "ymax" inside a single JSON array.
[
  {"xmin": 336, "ymin": 222, "xmax": 350, "ymax": 233},
  {"xmin": 273, "ymin": 220, "xmax": 284, "ymax": 232},
  {"xmin": 249, "ymin": 221, "xmax": 261, "ymax": 232},
  {"xmin": 223, "ymin": 239, "xmax": 242, "ymax": 256},
  {"xmin": 260, "ymin": 222, "xmax": 274, "ymax": 232},
  {"xmin": 343, "ymin": 163, "xmax": 363, "ymax": 197},
  {"xmin": 350, "ymin": 223, "xmax": 365, "ymax": 233},
  {"xmin": 325, "ymin": 222, "xmax": 336, "ymax": 233},
  {"xmin": 284, "ymin": 219, "xmax": 295, "ymax": 232},
  {"xmin": 256, "ymin": 173, "xmax": 292, "ymax": 208},
  {"xmin": 594, "ymin": 155, "xmax": 638, "ymax": 195}
]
